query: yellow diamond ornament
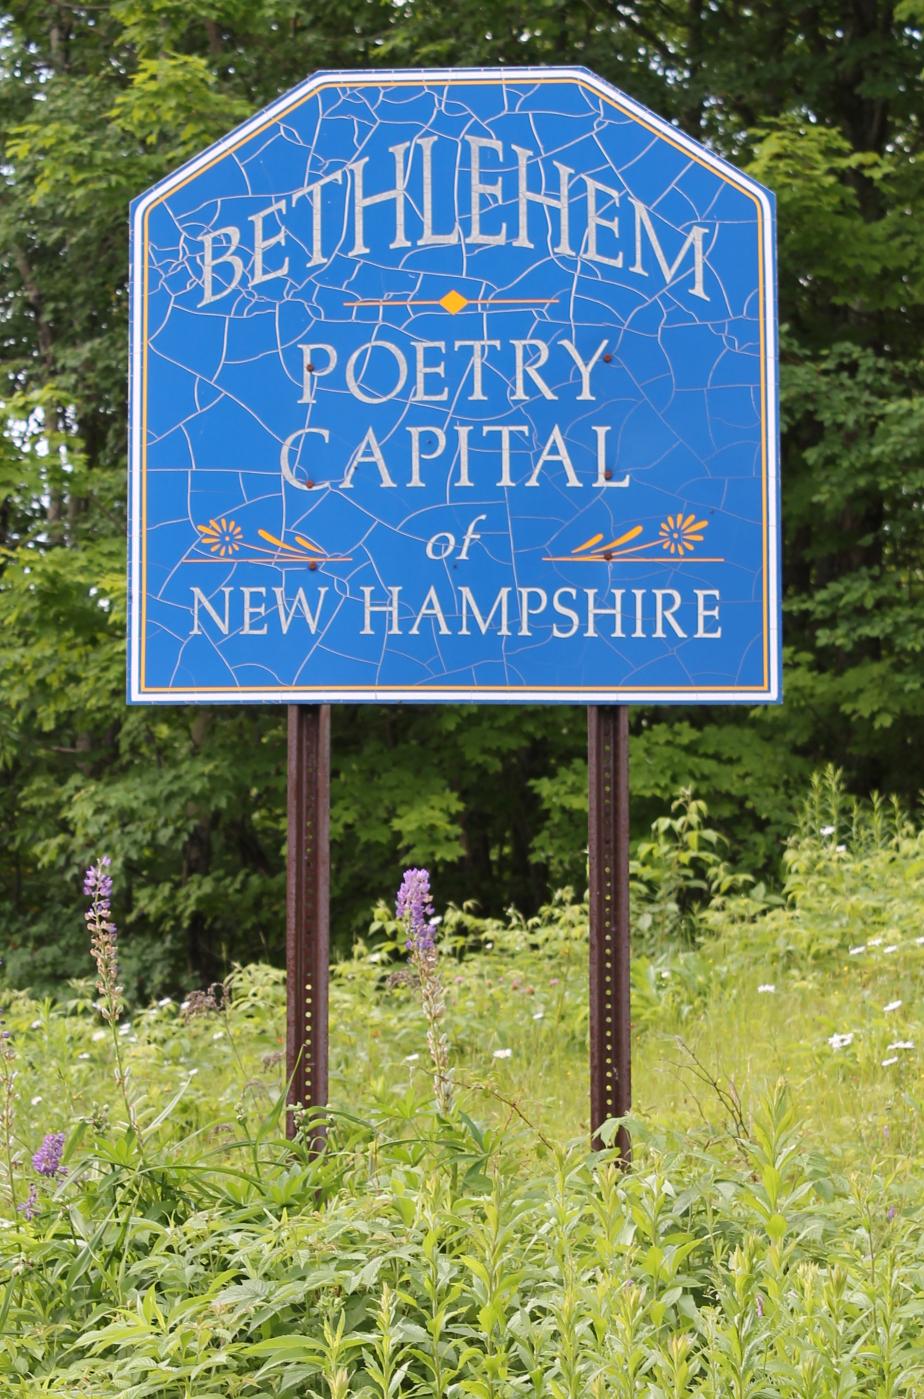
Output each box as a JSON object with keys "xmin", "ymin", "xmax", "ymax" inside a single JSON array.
[{"xmin": 439, "ymin": 289, "xmax": 468, "ymax": 314}]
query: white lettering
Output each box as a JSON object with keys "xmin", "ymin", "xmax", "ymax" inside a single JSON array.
[
  {"xmin": 583, "ymin": 177, "xmax": 622, "ymax": 267},
  {"xmin": 242, "ymin": 586, "xmax": 268, "ymax": 635},
  {"xmin": 561, "ymin": 338, "xmax": 608, "ymax": 400},
  {"xmin": 518, "ymin": 586, "xmax": 547, "ymax": 635},
  {"xmin": 552, "ymin": 587, "xmax": 580, "ymax": 638},
  {"xmin": 695, "ymin": 589, "xmax": 722, "ymax": 637},
  {"xmin": 351, "ymin": 143, "xmax": 411, "ymax": 255},
  {"xmin": 419, "ymin": 136, "xmax": 459, "ymax": 245},
  {"xmin": 459, "ymin": 586, "xmax": 511, "ymax": 636},
  {"xmin": 345, "ymin": 341, "xmax": 408, "ymax": 404},
  {"xmin": 341, "ymin": 427, "xmax": 397, "ymax": 489},
  {"xmin": 584, "ymin": 588, "xmax": 625, "ymax": 638},
  {"xmin": 250, "ymin": 199, "xmax": 289, "ymax": 285},
  {"xmin": 631, "ymin": 199, "xmax": 709, "ymax": 301},
  {"xmin": 409, "ymin": 427, "xmax": 446, "ymax": 487},
  {"xmin": 513, "ymin": 339, "xmax": 556, "ymax": 401},
  {"xmin": 526, "ymin": 425, "xmax": 581, "ymax": 488},
  {"xmin": 468, "ymin": 137, "xmax": 507, "ymax": 245},
  {"xmin": 199, "ymin": 227, "xmax": 243, "ymax": 306},
  {"xmin": 513, "ymin": 145, "xmax": 574, "ymax": 254},
  {"xmin": 191, "ymin": 586, "xmax": 231, "ymax": 634},
  {"xmin": 410, "ymin": 584, "xmax": 451, "ymax": 635},
  {"xmin": 654, "ymin": 588, "xmax": 686, "ymax": 637},
  {"xmin": 458, "ymin": 514, "xmax": 487, "ymax": 560},
  {"xmin": 482, "ymin": 424, "xmax": 529, "ymax": 487},
  {"xmin": 592, "ymin": 425, "xmax": 629, "ymax": 488},
  {"xmin": 280, "ymin": 427, "xmax": 329, "ymax": 490},
  {"xmin": 298, "ymin": 343, "xmax": 337, "ymax": 403},
  {"xmin": 414, "ymin": 341, "xmax": 449, "ymax": 402},
  {"xmin": 274, "ymin": 586, "xmax": 328, "ymax": 634},
  {"xmin": 454, "ymin": 339, "xmax": 500, "ymax": 401},
  {"xmin": 361, "ymin": 586, "xmax": 402, "ymax": 634},
  {"xmin": 292, "ymin": 169, "xmax": 343, "ymax": 265}
]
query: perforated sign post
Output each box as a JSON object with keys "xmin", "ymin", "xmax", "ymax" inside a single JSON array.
[{"xmin": 129, "ymin": 65, "xmax": 779, "ymax": 1155}]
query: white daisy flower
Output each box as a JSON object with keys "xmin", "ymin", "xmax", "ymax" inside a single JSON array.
[
  {"xmin": 849, "ymin": 946, "xmax": 866, "ymax": 956},
  {"xmin": 820, "ymin": 825, "xmax": 835, "ymax": 836},
  {"xmin": 757, "ymin": 984, "xmax": 776, "ymax": 994},
  {"xmin": 828, "ymin": 1032, "xmax": 854, "ymax": 1050},
  {"xmin": 881, "ymin": 1057, "xmax": 898, "ymax": 1067},
  {"xmin": 887, "ymin": 1041, "xmax": 914, "ymax": 1051},
  {"xmin": 884, "ymin": 1001, "xmax": 902, "ymax": 1013},
  {"xmin": 404, "ymin": 1053, "xmax": 420, "ymax": 1063},
  {"xmin": 493, "ymin": 1048, "xmax": 513, "ymax": 1059}
]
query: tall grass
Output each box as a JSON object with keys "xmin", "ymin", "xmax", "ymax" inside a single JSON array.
[{"xmin": 1, "ymin": 771, "xmax": 922, "ymax": 1395}]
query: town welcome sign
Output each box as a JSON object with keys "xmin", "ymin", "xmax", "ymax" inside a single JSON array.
[{"xmin": 128, "ymin": 66, "xmax": 779, "ymax": 705}]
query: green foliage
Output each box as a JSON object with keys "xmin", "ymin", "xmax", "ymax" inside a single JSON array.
[
  {"xmin": 2, "ymin": 813, "xmax": 924, "ymax": 1393},
  {"xmin": 1, "ymin": 2, "xmax": 924, "ymax": 987}
]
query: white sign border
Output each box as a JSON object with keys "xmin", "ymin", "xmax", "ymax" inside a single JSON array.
[{"xmin": 128, "ymin": 64, "xmax": 780, "ymax": 705}]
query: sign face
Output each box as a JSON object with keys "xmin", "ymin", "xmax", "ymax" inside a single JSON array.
[{"xmin": 129, "ymin": 66, "xmax": 779, "ymax": 704}]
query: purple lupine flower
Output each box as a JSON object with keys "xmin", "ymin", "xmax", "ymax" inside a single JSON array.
[
  {"xmin": 83, "ymin": 854, "xmax": 112, "ymax": 902},
  {"xmin": 396, "ymin": 868, "xmax": 435, "ymax": 953},
  {"xmin": 396, "ymin": 869, "xmax": 453, "ymax": 1114},
  {"xmin": 888, "ymin": 1204, "xmax": 897, "ymax": 1222},
  {"xmin": 18, "ymin": 1183, "xmax": 38, "ymax": 1220},
  {"xmin": 84, "ymin": 856, "xmax": 123, "ymax": 1022},
  {"xmin": 32, "ymin": 1131, "xmax": 65, "ymax": 1178}
]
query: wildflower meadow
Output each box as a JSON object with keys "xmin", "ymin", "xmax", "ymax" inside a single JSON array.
[{"xmin": 0, "ymin": 773, "xmax": 921, "ymax": 1394}]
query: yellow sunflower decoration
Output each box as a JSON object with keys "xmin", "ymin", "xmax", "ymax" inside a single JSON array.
[
  {"xmin": 658, "ymin": 513, "xmax": 708, "ymax": 556},
  {"xmin": 196, "ymin": 517, "xmax": 243, "ymax": 558}
]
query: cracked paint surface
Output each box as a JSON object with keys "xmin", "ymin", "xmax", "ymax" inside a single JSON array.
[{"xmin": 128, "ymin": 65, "xmax": 779, "ymax": 704}]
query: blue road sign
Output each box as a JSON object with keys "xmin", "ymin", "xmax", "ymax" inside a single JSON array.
[{"xmin": 128, "ymin": 66, "xmax": 779, "ymax": 704}]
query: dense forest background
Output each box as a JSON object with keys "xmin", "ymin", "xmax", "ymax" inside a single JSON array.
[{"xmin": 1, "ymin": 0, "xmax": 922, "ymax": 995}]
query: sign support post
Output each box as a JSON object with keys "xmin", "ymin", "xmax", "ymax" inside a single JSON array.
[
  {"xmin": 285, "ymin": 704, "xmax": 330, "ymax": 1147},
  {"xmin": 588, "ymin": 705, "xmax": 631, "ymax": 1161}
]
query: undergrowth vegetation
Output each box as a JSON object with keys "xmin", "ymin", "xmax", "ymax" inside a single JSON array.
[{"xmin": 1, "ymin": 773, "xmax": 923, "ymax": 1395}]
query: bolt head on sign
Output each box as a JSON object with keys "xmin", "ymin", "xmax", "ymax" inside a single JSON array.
[{"xmin": 128, "ymin": 66, "xmax": 780, "ymax": 705}]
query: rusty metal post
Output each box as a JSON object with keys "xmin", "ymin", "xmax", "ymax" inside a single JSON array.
[
  {"xmin": 588, "ymin": 705, "xmax": 631, "ymax": 1160},
  {"xmin": 286, "ymin": 704, "xmax": 330, "ymax": 1147}
]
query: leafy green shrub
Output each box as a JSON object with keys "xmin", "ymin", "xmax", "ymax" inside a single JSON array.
[{"xmin": 1, "ymin": 784, "xmax": 923, "ymax": 1394}]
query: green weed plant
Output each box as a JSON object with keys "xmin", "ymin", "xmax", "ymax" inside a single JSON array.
[{"xmin": 0, "ymin": 773, "xmax": 922, "ymax": 1395}]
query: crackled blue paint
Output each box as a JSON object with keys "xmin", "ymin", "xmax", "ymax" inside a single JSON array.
[{"xmin": 128, "ymin": 66, "xmax": 780, "ymax": 704}]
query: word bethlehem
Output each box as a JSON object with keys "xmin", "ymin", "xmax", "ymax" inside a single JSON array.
[{"xmin": 198, "ymin": 136, "xmax": 711, "ymax": 304}]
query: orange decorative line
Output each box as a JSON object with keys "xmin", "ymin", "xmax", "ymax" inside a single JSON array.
[
  {"xmin": 179, "ymin": 557, "xmax": 353, "ymax": 564},
  {"xmin": 344, "ymin": 296, "xmax": 559, "ymax": 308},
  {"xmin": 543, "ymin": 555, "xmax": 726, "ymax": 563}
]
